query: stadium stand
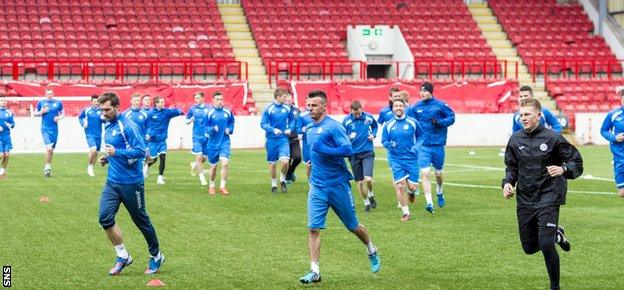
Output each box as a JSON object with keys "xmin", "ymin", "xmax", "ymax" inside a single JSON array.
[
  {"xmin": 546, "ymin": 77, "xmax": 624, "ymax": 113},
  {"xmin": 488, "ymin": 0, "xmax": 621, "ymax": 75},
  {"xmin": 0, "ymin": 0, "xmax": 236, "ymax": 78},
  {"xmin": 243, "ymin": 0, "xmax": 498, "ymax": 77}
]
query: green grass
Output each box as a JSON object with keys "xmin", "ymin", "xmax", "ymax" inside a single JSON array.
[{"xmin": 1, "ymin": 146, "xmax": 622, "ymax": 289}]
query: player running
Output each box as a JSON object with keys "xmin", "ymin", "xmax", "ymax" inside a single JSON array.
[
  {"xmin": 33, "ymin": 88, "xmax": 64, "ymax": 177},
  {"xmin": 342, "ymin": 100, "xmax": 378, "ymax": 212},
  {"xmin": 382, "ymin": 98, "xmax": 423, "ymax": 221},
  {"xmin": 204, "ymin": 92, "xmax": 235, "ymax": 195},
  {"xmin": 299, "ymin": 90, "xmax": 380, "ymax": 284},
  {"xmin": 260, "ymin": 88, "xmax": 296, "ymax": 193},
  {"xmin": 145, "ymin": 96, "xmax": 184, "ymax": 184},
  {"xmin": 0, "ymin": 95, "xmax": 15, "ymax": 177},
  {"xmin": 186, "ymin": 91, "xmax": 211, "ymax": 186},
  {"xmin": 78, "ymin": 95, "xmax": 104, "ymax": 177}
]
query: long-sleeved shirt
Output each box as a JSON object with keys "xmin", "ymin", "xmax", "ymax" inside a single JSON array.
[
  {"xmin": 502, "ymin": 124, "xmax": 583, "ymax": 208},
  {"xmin": 0, "ymin": 108, "xmax": 15, "ymax": 137},
  {"xmin": 601, "ymin": 106, "xmax": 624, "ymax": 162},
  {"xmin": 377, "ymin": 105, "xmax": 394, "ymax": 125},
  {"xmin": 123, "ymin": 107, "xmax": 149, "ymax": 137},
  {"xmin": 512, "ymin": 108, "xmax": 562, "ymax": 133},
  {"xmin": 260, "ymin": 102, "xmax": 296, "ymax": 142},
  {"xmin": 146, "ymin": 107, "xmax": 184, "ymax": 142},
  {"xmin": 186, "ymin": 103, "xmax": 211, "ymax": 139},
  {"xmin": 104, "ymin": 114, "xmax": 146, "ymax": 184},
  {"xmin": 381, "ymin": 116, "xmax": 423, "ymax": 160},
  {"xmin": 306, "ymin": 116, "xmax": 353, "ymax": 187},
  {"xmin": 204, "ymin": 106, "xmax": 235, "ymax": 149},
  {"xmin": 407, "ymin": 97, "xmax": 455, "ymax": 146},
  {"xmin": 342, "ymin": 111, "xmax": 378, "ymax": 154},
  {"xmin": 36, "ymin": 99, "xmax": 64, "ymax": 130},
  {"xmin": 78, "ymin": 106, "xmax": 103, "ymax": 137}
]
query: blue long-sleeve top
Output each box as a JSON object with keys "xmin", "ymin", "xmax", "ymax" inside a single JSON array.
[
  {"xmin": 382, "ymin": 116, "xmax": 423, "ymax": 160},
  {"xmin": 104, "ymin": 114, "xmax": 146, "ymax": 184},
  {"xmin": 260, "ymin": 102, "xmax": 295, "ymax": 141},
  {"xmin": 305, "ymin": 116, "xmax": 354, "ymax": 187},
  {"xmin": 407, "ymin": 97, "xmax": 455, "ymax": 146},
  {"xmin": 377, "ymin": 105, "xmax": 394, "ymax": 125},
  {"xmin": 601, "ymin": 107, "xmax": 624, "ymax": 162},
  {"xmin": 204, "ymin": 106, "xmax": 235, "ymax": 149},
  {"xmin": 342, "ymin": 111, "xmax": 378, "ymax": 154},
  {"xmin": 123, "ymin": 108, "xmax": 149, "ymax": 137},
  {"xmin": 0, "ymin": 108, "xmax": 15, "ymax": 137},
  {"xmin": 146, "ymin": 107, "xmax": 184, "ymax": 142},
  {"xmin": 512, "ymin": 108, "xmax": 562, "ymax": 133},
  {"xmin": 78, "ymin": 106, "xmax": 104, "ymax": 137}
]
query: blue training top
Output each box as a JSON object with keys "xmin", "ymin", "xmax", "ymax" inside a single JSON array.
[
  {"xmin": 512, "ymin": 108, "xmax": 562, "ymax": 133},
  {"xmin": 407, "ymin": 97, "xmax": 455, "ymax": 146},
  {"xmin": 342, "ymin": 111, "xmax": 377, "ymax": 154},
  {"xmin": 0, "ymin": 108, "xmax": 15, "ymax": 138},
  {"xmin": 204, "ymin": 106, "xmax": 235, "ymax": 149},
  {"xmin": 260, "ymin": 102, "xmax": 296, "ymax": 142},
  {"xmin": 601, "ymin": 107, "xmax": 624, "ymax": 162},
  {"xmin": 36, "ymin": 99, "xmax": 64, "ymax": 130},
  {"xmin": 146, "ymin": 107, "xmax": 184, "ymax": 142},
  {"xmin": 306, "ymin": 116, "xmax": 354, "ymax": 187},
  {"xmin": 78, "ymin": 106, "xmax": 104, "ymax": 137},
  {"xmin": 382, "ymin": 116, "xmax": 423, "ymax": 160},
  {"xmin": 104, "ymin": 114, "xmax": 146, "ymax": 184}
]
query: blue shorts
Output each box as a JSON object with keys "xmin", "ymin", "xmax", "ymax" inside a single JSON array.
[
  {"xmin": 86, "ymin": 134, "xmax": 102, "ymax": 151},
  {"xmin": 614, "ymin": 161, "xmax": 624, "ymax": 189},
  {"xmin": 148, "ymin": 140, "xmax": 167, "ymax": 156},
  {"xmin": 266, "ymin": 139, "xmax": 290, "ymax": 163},
  {"xmin": 41, "ymin": 128, "xmax": 58, "ymax": 148},
  {"xmin": 349, "ymin": 151, "xmax": 374, "ymax": 181},
  {"xmin": 418, "ymin": 145, "xmax": 445, "ymax": 171},
  {"xmin": 308, "ymin": 182, "xmax": 359, "ymax": 231},
  {"xmin": 207, "ymin": 146, "xmax": 231, "ymax": 165},
  {"xmin": 191, "ymin": 136, "xmax": 209, "ymax": 156},
  {"xmin": 389, "ymin": 157, "xmax": 420, "ymax": 184},
  {"xmin": 0, "ymin": 136, "xmax": 12, "ymax": 153}
]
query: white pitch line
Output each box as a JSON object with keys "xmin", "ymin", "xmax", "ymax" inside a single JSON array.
[
  {"xmin": 444, "ymin": 182, "xmax": 615, "ymax": 195},
  {"xmin": 580, "ymin": 175, "xmax": 613, "ymax": 182}
]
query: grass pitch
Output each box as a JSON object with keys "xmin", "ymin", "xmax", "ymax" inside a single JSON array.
[{"xmin": 0, "ymin": 146, "xmax": 621, "ymax": 289}]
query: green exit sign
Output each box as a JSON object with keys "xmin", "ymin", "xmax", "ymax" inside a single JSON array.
[{"xmin": 362, "ymin": 28, "xmax": 383, "ymax": 36}]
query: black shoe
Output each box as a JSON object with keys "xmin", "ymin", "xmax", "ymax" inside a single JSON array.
[
  {"xmin": 271, "ymin": 186, "xmax": 277, "ymax": 193},
  {"xmin": 44, "ymin": 169, "xmax": 51, "ymax": 178},
  {"xmin": 364, "ymin": 204, "xmax": 371, "ymax": 212},
  {"xmin": 291, "ymin": 173, "xmax": 296, "ymax": 182},
  {"xmin": 280, "ymin": 181, "xmax": 287, "ymax": 193},
  {"xmin": 369, "ymin": 196, "xmax": 377, "ymax": 209},
  {"xmin": 557, "ymin": 226, "xmax": 570, "ymax": 252}
]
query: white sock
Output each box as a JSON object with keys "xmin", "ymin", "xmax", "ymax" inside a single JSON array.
[
  {"xmin": 280, "ymin": 173, "xmax": 286, "ymax": 182},
  {"xmin": 271, "ymin": 178, "xmax": 277, "ymax": 187},
  {"xmin": 114, "ymin": 244, "xmax": 129, "ymax": 259},
  {"xmin": 401, "ymin": 206, "xmax": 410, "ymax": 216},
  {"xmin": 363, "ymin": 198, "xmax": 370, "ymax": 206},
  {"xmin": 220, "ymin": 180, "xmax": 226, "ymax": 188},
  {"xmin": 199, "ymin": 173, "xmax": 206, "ymax": 183},
  {"xmin": 209, "ymin": 180, "xmax": 216, "ymax": 188},
  {"xmin": 311, "ymin": 262, "xmax": 320, "ymax": 274},
  {"xmin": 88, "ymin": 164, "xmax": 93, "ymax": 170},
  {"xmin": 44, "ymin": 163, "xmax": 51, "ymax": 170},
  {"xmin": 368, "ymin": 191, "xmax": 374, "ymax": 198},
  {"xmin": 436, "ymin": 184, "xmax": 443, "ymax": 195},
  {"xmin": 425, "ymin": 192, "xmax": 433, "ymax": 205},
  {"xmin": 365, "ymin": 241, "xmax": 376, "ymax": 255}
]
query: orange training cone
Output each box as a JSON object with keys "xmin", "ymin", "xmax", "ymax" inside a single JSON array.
[{"xmin": 147, "ymin": 279, "xmax": 165, "ymax": 287}]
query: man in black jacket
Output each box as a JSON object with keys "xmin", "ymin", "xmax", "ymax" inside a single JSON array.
[
  {"xmin": 502, "ymin": 98, "xmax": 583, "ymax": 290},
  {"xmin": 285, "ymin": 93, "xmax": 302, "ymax": 183}
]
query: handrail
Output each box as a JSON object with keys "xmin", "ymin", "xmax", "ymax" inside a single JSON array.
[
  {"xmin": 529, "ymin": 58, "xmax": 624, "ymax": 82},
  {"xmin": 0, "ymin": 59, "xmax": 249, "ymax": 83},
  {"xmin": 268, "ymin": 59, "xmax": 519, "ymax": 87}
]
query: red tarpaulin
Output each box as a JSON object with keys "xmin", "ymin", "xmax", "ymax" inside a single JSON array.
[
  {"xmin": 3, "ymin": 81, "xmax": 252, "ymax": 115},
  {"xmin": 288, "ymin": 80, "xmax": 517, "ymax": 114}
]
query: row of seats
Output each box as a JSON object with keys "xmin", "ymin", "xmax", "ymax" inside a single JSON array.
[
  {"xmin": 545, "ymin": 78, "xmax": 624, "ymax": 113},
  {"xmin": 489, "ymin": 0, "xmax": 617, "ymax": 75}
]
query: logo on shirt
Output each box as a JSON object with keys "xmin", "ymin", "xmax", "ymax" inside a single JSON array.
[
  {"xmin": 139, "ymin": 115, "xmax": 144, "ymax": 119},
  {"xmin": 224, "ymin": 113, "xmax": 229, "ymax": 118},
  {"xmin": 349, "ymin": 132, "xmax": 357, "ymax": 139},
  {"xmin": 403, "ymin": 124, "xmax": 409, "ymax": 130},
  {"xmin": 111, "ymin": 129, "xmax": 117, "ymax": 136},
  {"xmin": 417, "ymin": 110, "xmax": 423, "ymax": 113},
  {"xmin": 317, "ymin": 127, "xmax": 323, "ymax": 134},
  {"xmin": 518, "ymin": 146, "xmax": 526, "ymax": 150},
  {"xmin": 539, "ymin": 143, "xmax": 548, "ymax": 151},
  {"xmin": 281, "ymin": 109, "xmax": 286, "ymax": 113}
]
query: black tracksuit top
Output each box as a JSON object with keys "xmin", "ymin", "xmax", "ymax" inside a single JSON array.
[{"xmin": 502, "ymin": 123, "xmax": 584, "ymax": 208}]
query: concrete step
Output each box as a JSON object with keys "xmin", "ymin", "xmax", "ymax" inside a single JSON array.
[
  {"xmin": 479, "ymin": 23, "xmax": 502, "ymax": 31},
  {"xmin": 222, "ymin": 16, "xmax": 246, "ymax": 23},
  {"xmin": 224, "ymin": 23, "xmax": 249, "ymax": 30},
  {"xmin": 227, "ymin": 32, "xmax": 254, "ymax": 40},
  {"xmin": 230, "ymin": 40, "xmax": 256, "ymax": 48},
  {"xmin": 474, "ymin": 16, "xmax": 497, "ymax": 23},
  {"xmin": 469, "ymin": 3, "xmax": 488, "ymax": 8}
]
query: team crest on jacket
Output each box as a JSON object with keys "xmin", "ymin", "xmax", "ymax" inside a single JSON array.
[
  {"xmin": 403, "ymin": 124, "xmax": 409, "ymax": 130},
  {"xmin": 111, "ymin": 129, "xmax": 117, "ymax": 136},
  {"xmin": 282, "ymin": 108, "xmax": 286, "ymax": 113},
  {"xmin": 539, "ymin": 143, "xmax": 547, "ymax": 151},
  {"xmin": 317, "ymin": 127, "xmax": 323, "ymax": 134}
]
